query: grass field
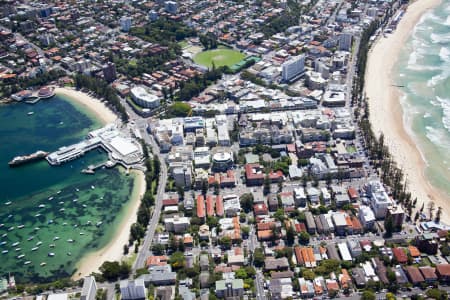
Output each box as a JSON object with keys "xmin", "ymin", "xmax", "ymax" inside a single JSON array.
[{"xmin": 193, "ymin": 47, "xmax": 246, "ymax": 68}]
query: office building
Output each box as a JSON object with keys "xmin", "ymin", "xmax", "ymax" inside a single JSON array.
[{"xmin": 281, "ymin": 55, "xmax": 305, "ymax": 82}]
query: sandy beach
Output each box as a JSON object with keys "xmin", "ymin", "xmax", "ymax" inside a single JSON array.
[
  {"xmin": 73, "ymin": 170, "xmax": 146, "ymax": 280},
  {"xmin": 55, "ymin": 87, "xmax": 117, "ymax": 124},
  {"xmin": 54, "ymin": 87, "xmax": 146, "ymax": 279},
  {"xmin": 365, "ymin": 0, "xmax": 450, "ymax": 223}
]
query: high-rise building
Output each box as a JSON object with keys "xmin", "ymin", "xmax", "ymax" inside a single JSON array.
[
  {"xmin": 102, "ymin": 62, "xmax": 117, "ymax": 83},
  {"xmin": 339, "ymin": 32, "xmax": 352, "ymax": 51},
  {"xmin": 120, "ymin": 279, "xmax": 146, "ymax": 300},
  {"xmin": 165, "ymin": 1, "xmax": 178, "ymax": 14},
  {"xmin": 120, "ymin": 17, "xmax": 132, "ymax": 32},
  {"xmin": 281, "ymin": 54, "xmax": 305, "ymax": 82},
  {"xmin": 81, "ymin": 276, "xmax": 97, "ymax": 300}
]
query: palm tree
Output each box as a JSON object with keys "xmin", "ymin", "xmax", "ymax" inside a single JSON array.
[
  {"xmin": 435, "ymin": 206, "xmax": 442, "ymax": 223},
  {"xmin": 428, "ymin": 201, "xmax": 435, "ymax": 221}
]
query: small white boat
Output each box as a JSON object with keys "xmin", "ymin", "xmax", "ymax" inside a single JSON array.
[
  {"xmin": 91, "ymin": 185, "xmax": 95, "ymax": 190},
  {"xmin": 48, "ymin": 252, "xmax": 55, "ymax": 257},
  {"xmin": 59, "ymin": 121, "xmax": 64, "ymax": 125},
  {"xmin": 57, "ymin": 190, "xmax": 61, "ymax": 194},
  {"xmin": 40, "ymin": 262, "xmax": 46, "ymax": 267},
  {"xmin": 7, "ymin": 215, "xmax": 12, "ymax": 218},
  {"xmin": 34, "ymin": 227, "xmax": 40, "ymax": 231},
  {"xmin": 67, "ymin": 239, "xmax": 74, "ymax": 243},
  {"xmin": 36, "ymin": 241, "xmax": 42, "ymax": 246},
  {"xmin": 96, "ymin": 221, "xmax": 103, "ymax": 227},
  {"xmin": 62, "ymin": 222, "xmax": 67, "ymax": 226},
  {"xmin": 53, "ymin": 237, "xmax": 60, "ymax": 241},
  {"xmin": 73, "ymin": 199, "xmax": 78, "ymax": 203},
  {"xmin": 12, "ymin": 242, "xmax": 19, "ymax": 247},
  {"xmin": 17, "ymin": 254, "xmax": 24, "ymax": 259},
  {"xmin": 48, "ymin": 197, "xmax": 54, "ymax": 201},
  {"xmin": 49, "ymin": 244, "xmax": 55, "ymax": 248},
  {"xmin": 86, "ymin": 221, "xmax": 92, "ymax": 225},
  {"xmin": 35, "ymin": 214, "xmax": 41, "ymax": 217},
  {"xmin": 24, "ymin": 261, "xmax": 31, "ymax": 265},
  {"xmin": 75, "ymin": 188, "xmax": 80, "ymax": 192},
  {"xmin": 38, "ymin": 204, "xmax": 45, "ymax": 208},
  {"xmin": 15, "ymin": 248, "xmax": 21, "ymax": 252},
  {"xmin": 48, "ymin": 220, "xmax": 53, "ymax": 224},
  {"xmin": 0, "ymin": 224, "xmax": 4, "ymax": 228},
  {"xmin": 8, "ymin": 227, "xmax": 14, "ymax": 231},
  {"xmin": 27, "ymin": 112, "xmax": 34, "ymax": 116},
  {"xmin": 74, "ymin": 224, "xmax": 78, "ymax": 228},
  {"xmin": 0, "ymin": 241, "xmax": 6, "ymax": 246},
  {"xmin": 17, "ymin": 225, "xmax": 24, "ymax": 229},
  {"xmin": 1, "ymin": 234, "xmax": 6, "ymax": 238},
  {"xmin": 67, "ymin": 252, "xmax": 72, "ymax": 256},
  {"xmin": 2, "ymin": 250, "xmax": 8, "ymax": 254},
  {"xmin": 79, "ymin": 232, "xmax": 85, "ymax": 235},
  {"xmin": 27, "ymin": 236, "xmax": 34, "ymax": 241},
  {"xmin": 59, "ymin": 201, "xmax": 64, "ymax": 205},
  {"xmin": 5, "ymin": 201, "xmax": 11, "ymax": 206},
  {"xmin": 59, "ymin": 208, "xmax": 65, "ymax": 212},
  {"xmin": 82, "ymin": 204, "xmax": 87, "ymax": 208},
  {"xmin": 31, "ymin": 247, "xmax": 39, "ymax": 251}
]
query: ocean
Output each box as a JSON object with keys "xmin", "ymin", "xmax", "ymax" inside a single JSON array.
[
  {"xmin": 0, "ymin": 95, "xmax": 136, "ymax": 283},
  {"xmin": 394, "ymin": 0, "xmax": 450, "ymax": 202}
]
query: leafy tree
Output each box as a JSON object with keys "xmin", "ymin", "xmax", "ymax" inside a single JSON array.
[
  {"xmin": 99, "ymin": 261, "xmax": 130, "ymax": 281},
  {"xmin": 302, "ymin": 269, "xmax": 315, "ymax": 280},
  {"xmin": 167, "ymin": 102, "xmax": 192, "ymax": 117},
  {"xmin": 286, "ymin": 226, "xmax": 295, "ymax": 246},
  {"xmin": 240, "ymin": 193, "xmax": 254, "ymax": 213},
  {"xmin": 384, "ymin": 214, "xmax": 394, "ymax": 238},
  {"xmin": 152, "ymin": 243, "xmax": 166, "ymax": 255},
  {"xmin": 361, "ymin": 290, "xmax": 376, "ymax": 300},
  {"xmin": 299, "ymin": 232, "xmax": 310, "ymax": 245},
  {"xmin": 426, "ymin": 288, "xmax": 448, "ymax": 300},
  {"xmin": 253, "ymin": 248, "xmax": 265, "ymax": 268},
  {"xmin": 169, "ymin": 251, "xmax": 186, "ymax": 270},
  {"xmin": 219, "ymin": 236, "xmax": 232, "ymax": 249}
]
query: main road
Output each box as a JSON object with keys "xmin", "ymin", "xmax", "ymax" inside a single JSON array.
[{"xmin": 120, "ymin": 96, "xmax": 168, "ymax": 273}]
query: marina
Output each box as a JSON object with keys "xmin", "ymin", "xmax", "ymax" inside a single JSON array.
[{"xmin": 10, "ymin": 87, "xmax": 55, "ymax": 103}]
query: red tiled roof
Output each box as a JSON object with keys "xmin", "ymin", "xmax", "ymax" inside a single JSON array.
[
  {"xmin": 206, "ymin": 195, "xmax": 215, "ymax": 217},
  {"xmin": 215, "ymin": 195, "xmax": 224, "ymax": 216},
  {"xmin": 197, "ymin": 195, "xmax": 205, "ymax": 218},
  {"xmin": 393, "ymin": 247, "xmax": 408, "ymax": 263}
]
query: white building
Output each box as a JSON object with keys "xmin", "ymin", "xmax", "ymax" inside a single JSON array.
[
  {"xmin": 368, "ymin": 181, "xmax": 392, "ymax": 219},
  {"xmin": 359, "ymin": 205, "xmax": 376, "ymax": 229},
  {"xmin": 337, "ymin": 242, "xmax": 352, "ymax": 261},
  {"xmin": 320, "ymin": 187, "xmax": 331, "ymax": 206},
  {"xmin": 120, "ymin": 17, "xmax": 132, "ymax": 32},
  {"xmin": 294, "ymin": 187, "xmax": 307, "ymax": 207},
  {"xmin": 130, "ymin": 86, "xmax": 160, "ymax": 109},
  {"xmin": 281, "ymin": 54, "xmax": 305, "ymax": 82},
  {"xmin": 120, "ymin": 279, "xmax": 146, "ymax": 300},
  {"xmin": 81, "ymin": 276, "xmax": 97, "ymax": 300}
]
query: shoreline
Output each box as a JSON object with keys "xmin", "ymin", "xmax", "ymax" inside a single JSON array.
[
  {"xmin": 54, "ymin": 87, "xmax": 117, "ymax": 125},
  {"xmin": 365, "ymin": 0, "xmax": 450, "ymax": 223},
  {"xmin": 73, "ymin": 170, "xmax": 146, "ymax": 280},
  {"xmin": 56, "ymin": 87, "xmax": 146, "ymax": 279}
]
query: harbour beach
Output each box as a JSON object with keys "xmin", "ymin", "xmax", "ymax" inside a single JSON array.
[
  {"xmin": 55, "ymin": 87, "xmax": 117, "ymax": 125},
  {"xmin": 365, "ymin": 0, "xmax": 450, "ymax": 223},
  {"xmin": 56, "ymin": 88, "xmax": 147, "ymax": 279},
  {"xmin": 73, "ymin": 170, "xmax": 146, "ymax": 280}
]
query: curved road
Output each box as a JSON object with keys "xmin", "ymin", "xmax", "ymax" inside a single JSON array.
[{"xmin": 132, "ymin": 132, "xmax": 167, "ymax": 273}]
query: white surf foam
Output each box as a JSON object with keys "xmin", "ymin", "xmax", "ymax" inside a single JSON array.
[
  {"xmin": 436, "ymin": 96, "xmax": 450, "ymax": 132},
  {"xmin": 431, "ymin": 32, "xmax": 450, "ymax": 44},
  {"xmin": 439, "ymin": 47, "xmax": 450, "ymax": 62}
]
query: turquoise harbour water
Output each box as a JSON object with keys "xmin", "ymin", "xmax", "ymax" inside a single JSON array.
[
  {"xmin": 0, "ymin": 95, "xmax": 135, "ymax": 283},
  {"xmin": 395, "ymin": 0, "xmax": 450, "ymax": 201}
]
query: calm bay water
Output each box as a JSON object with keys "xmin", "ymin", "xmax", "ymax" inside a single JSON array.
[
  {"xmin": 0, "ymin": 95, "xmax": 135, "ymax": 283},
  {"xmin": 395, "ymin": 0, "xmax": 450, "ymax": 200}
]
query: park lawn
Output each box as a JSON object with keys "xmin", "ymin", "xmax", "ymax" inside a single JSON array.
[{"xmin": 193, "ymin": 47, "xmax": 246, "ymax": 68}]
